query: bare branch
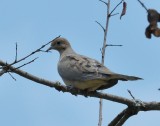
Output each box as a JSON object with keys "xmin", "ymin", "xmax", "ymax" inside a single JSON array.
[
  {"xmin": 11, "ymin": 57, "xmax": 38, "ymax": 71},
  {"xmin": 0, "ymin": 59, "xmax": 160, "ymax": 111},
  {"xmin": 143, "ymin": 102, "xmax": 160, "ymax": 111},
  {"xmin": 0, "ymin": 59, "xmax": 137, "ymax": 105},
  {"xmin": 108, "ymin": 107, "xmax": 129, "ymax": 126},
  {"xmin": 0, "ymin": 35, "xmax": 61, "ymax": 69},
  {"xmin": 99, "ymin": 0, "xmax": 108, "ymax": 6},
  {"xmin": 0, "ymin": 36, "xmax": 60, "ymax": 77},
  {"xmin": 98, "ymin": 1, "xmax": 111, "ymax": 125},
  {"xmin": 0, "ymin": 69, "xmax": 7, "ymax": 76},
  {"xmin": 115, "ymin": 108, "xmax": 135, "ymax": 126},
  {"xmin": 109, "ymin": 101, "xmax": 160, "ymax": 126},
  {"xmin": 109, "ymin": 106, "xmax": 140, "ymax": 126},
  {"xmin": 128, "ymin": 90, "xmax": 146, "ymax": 108},
  {"xmin": 127, "ymin": 89, "xmax": 136, "ymax": 100},
  {"xmin": 110, "ymin": 13, "xmax": 119, "ymax": 17},
  {"xmin": 108, "ymin": 90, "xmax": 160, "ymax": 125},
  {"xmin": 110, "ymin": 0, "xmax": 124, "ymax": 16},
  {"xmin": 137, "ymin": 0, "xmax": 148, "ymax": 12},
  {"xmin": 98, "ymin": 99, "xmax": 103, "ymax": 126},
  {"xmin": 8, "ymin": 72, "xmax": 16, "ymax": 81},
  {"xmin": 95, "ymin": 21, "xmax": 105, "ymax": 32},
  {"xmin": 15, "ymin": 42, "xmax": 18, "ymax": 62},
  {"xmin": 0, "ymin": 58, "xmax": 160, "ymax": 126},
  {"xmin": 106, "ymin": 44, "xmax": 123, "ymax": 47},
  {"xmin": 100, "ymin": 48, "xmax": 103, "ymax": 55}
]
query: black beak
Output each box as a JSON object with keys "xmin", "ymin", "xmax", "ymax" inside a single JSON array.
[{"xmin": 46, "ymin": 46, "xmax": 53, "ymax": 52}]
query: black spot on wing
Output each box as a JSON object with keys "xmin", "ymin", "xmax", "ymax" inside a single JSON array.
[{"xmin": 85, "ymin": 64, "xmax": 91, "ymax": 68}]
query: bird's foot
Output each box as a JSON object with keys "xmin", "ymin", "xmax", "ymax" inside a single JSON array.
[
  {"xmin": 82, "ymin": 89, "xmax": 97, "ymax": 98},
  {"xmin": 66, "ymin": 86, "xmax": 81, "ymax": 96}
]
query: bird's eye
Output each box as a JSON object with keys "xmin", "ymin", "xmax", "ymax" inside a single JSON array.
[{"xmin": 57, "ymin": 41, "xmax": 61, "ymax": 45}]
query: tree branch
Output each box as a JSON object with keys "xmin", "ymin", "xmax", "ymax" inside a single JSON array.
[
  {"xmin": 99, "ymin": 0, "xmax": 108, "ymax": 6},
  {"xmin": 0, "ymin": 58, "xmax": 160, "ymax": 110},
  {"xmin": 0, "ymin": 59, "xmax": 139, "ymax": 106},
  {"xmin": 137, "ymin": 0, "xmax": 148, "ymax": 12},
  {"xmin": 0, "ymin": 59, "xmax": 160, "ymax": 126},
  {"xmin": 115, "ymin": 108, "xmax": 135, "ymax": 126},
  {"xmin": 109, "ymin": 102, "xmax": 160, "ymax": 126},
  {"xmin": 108, "ymin": 107, "xmax": 129, "ymax": 126},
  {"xmin": 15, "ymin": 42, "xmax": 18, "ymax": 62},
  {"xmin": 95, "ymin": 21, "xmax": 105, "ymax": 32},
  {"xmin": 98, "ymin": 1, "xmax": 125, "ymax": 125},
  {"xmin": 98, "ymin": 0, "xmax": 111, "ymax": 125},
  {"xmin": 12, "ymin": 57, "xmax": 39, "ymax": 70},
  {"xmin": 110, "ymin": 0, "xmax": 124, "ymax": 16},
  {"xmin": 0, "ymin": 35, "xmax": 60, "ymax": 70},
  {"xmin": 8, "ymin": 72, "xmax": 16, "ymax": 81},
  {"xmin": 106, "ymin": 44, "xmax": 123, "ymax": 47}
]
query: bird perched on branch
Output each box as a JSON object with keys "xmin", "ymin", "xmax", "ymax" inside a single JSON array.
[{"xmin": 47, "ymin": 37, "xmax": 142, "ymax": 91}]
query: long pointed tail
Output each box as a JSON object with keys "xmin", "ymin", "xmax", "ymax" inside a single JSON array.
[{"xmin": 112, "ymin": 74, "xmax": 143, "ymax": 81}]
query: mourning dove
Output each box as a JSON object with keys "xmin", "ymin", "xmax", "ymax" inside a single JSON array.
[{"xmin": 47, "ymin": 37, "xmax": 142, "ymax": 91}]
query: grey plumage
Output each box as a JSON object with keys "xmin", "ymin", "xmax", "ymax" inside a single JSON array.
[{"xmin": 47, "ymin": 37, "xmax": 142, "ymax": 91}]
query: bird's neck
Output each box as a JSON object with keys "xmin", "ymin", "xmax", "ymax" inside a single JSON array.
[{"xmin": 59, "ymin": 47, "xmax": 76, "ymax": 57}]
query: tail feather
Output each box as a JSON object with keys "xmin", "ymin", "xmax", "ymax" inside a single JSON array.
[{"xmin": 112, "ymin": 74, "xmax": 143, "ymax": 81}]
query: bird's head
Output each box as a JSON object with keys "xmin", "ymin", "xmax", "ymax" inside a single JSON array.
[{"xmin": 46, "ymin": 37, "xmax": 71, "ymax": 53}]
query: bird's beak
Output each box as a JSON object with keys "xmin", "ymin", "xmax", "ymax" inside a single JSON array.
[{"xmin": 46, "ymin": 46, "xmax": 54, "ymax": 52}]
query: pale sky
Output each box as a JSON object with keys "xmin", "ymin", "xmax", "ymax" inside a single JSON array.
[{"xmin": 0, "ymin": 0, "xmax": 160, "ymax": 126}]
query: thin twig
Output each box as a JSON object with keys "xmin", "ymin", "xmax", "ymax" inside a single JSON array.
[
  {"xmin": 98, "ymin": 98, "xmax": 103, "ymax": 126},
  {"xmin": 137, "ymin": 0, "xmax": 148, "ymax": 12},
  {"xmin": 0, "ymin": 57, "xmax": 38, "ymax": 77},
  {"xmin": 127, "ymin": 90, "xmax": 146, "ymax": 108},
  {"xmin": 99, "ymin": 0, "xmax": 108, "ymax": 5},
  {"xmin": 15, "ymin": 42, "xmax": 18, "ymax": 62},
  {"xmin": 127, "ymin": 89, "xmax": 135, "ymax": 100},
  {"xmin": 0, "ymin": 35, "xmax": 60, "ymax": 69},
  {"xmin": 100, "ymin": 48, "xmax": 103, "ymax": 55},
  {"xmin": 110, "ymin": 0, "xmax": 124, "ymax": 16},
  {"xmin": 95, "ymin": 21, "xmax": 105, "ymax": 32},
  {"xmin": 110, "ymin": 13, "xmax": 119, "ymax": 17},
  {"xmin": 8, "ymin": 72, "xmax": 16, "ymax": 81},
  {"xmin": 106, "ymin": 44, "xmax": 123, "ymax": 47},
  {"xmin": 11, "ymin": 57, "xmax": 38, "ymax": 71}
]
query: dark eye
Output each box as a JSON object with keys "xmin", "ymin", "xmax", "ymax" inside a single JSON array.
[{"xmin": 57, "ymin": 41, "xmax": 61, "ymax": 45}]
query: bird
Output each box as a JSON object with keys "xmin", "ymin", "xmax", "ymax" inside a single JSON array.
[{"xmin": 47, "ymin": 37, "xmax": 142, "ymax": 91}]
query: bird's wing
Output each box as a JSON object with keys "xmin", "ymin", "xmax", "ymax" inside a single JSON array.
[
  {"xmin": 62, "ymin": 54, "xmax": 114, "ymax": 80},
  {"xmin": 60, "ymin": 54, "xmax": 142, "ymax": 81}
]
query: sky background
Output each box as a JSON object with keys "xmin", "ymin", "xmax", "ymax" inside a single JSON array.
[{"xmin": 0, "ymin": 0, "xmax": 160, "ymax": 126}]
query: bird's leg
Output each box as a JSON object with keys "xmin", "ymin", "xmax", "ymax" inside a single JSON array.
[{"xmin": 82, "ymin": 88, "xmax": 97, "ymax": 97}]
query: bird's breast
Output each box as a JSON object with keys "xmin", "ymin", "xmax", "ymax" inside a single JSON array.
[{"xmin": 57, "ymin": 59, "xmax": 82, "ymax": 80}]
